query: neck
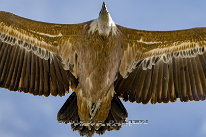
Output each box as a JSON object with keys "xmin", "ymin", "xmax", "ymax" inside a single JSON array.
[{"xmin": 89, "ymin": 13, "xmax": 117, "ymax": 36}]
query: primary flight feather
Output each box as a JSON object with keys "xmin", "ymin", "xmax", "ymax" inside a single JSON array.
[{"xmin": 0, "ymin": 2, "xmax": 206, "ymax": 136}]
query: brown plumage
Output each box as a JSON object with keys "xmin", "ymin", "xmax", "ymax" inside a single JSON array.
[{"xmin": 2, "ymin": 2, "xmax": 206, "ymax": 136}]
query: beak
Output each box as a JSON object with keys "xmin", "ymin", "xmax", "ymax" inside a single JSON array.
[
  {"xmin": 101, "ymin": 2, "xmax": 108, "ymax": 13},
  {"xmin": 102, "ymin": 2, "xmax": 106, "ymax": 9},
  {"xmin": 99, "ymin": 2, "xmax": 109, "ymax": 17}
]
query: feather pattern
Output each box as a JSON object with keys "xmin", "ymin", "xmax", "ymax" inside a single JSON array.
[
  {"xmin": 118, "ymin": 25, "xmax": 206, "ymax": 78},
  {"xmin": 0, "ymin": 11, "xmax": 82, "ymax": 96},
  {"xmin": 115, "ymin": 26, "xmax": 206, "ymax": 104},
  {"xmin": 0, "ymin": 39, "xmax": 77, "ymax": 96},
  {"xmin": 116, "ymin": 53, "xmax": 206, "ymax": 104}
]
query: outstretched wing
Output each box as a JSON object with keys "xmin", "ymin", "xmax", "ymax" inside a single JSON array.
[
  {"xmin": 115, "ymin": 25, "xmax": 206, "ymax": 104},
  {"xmin": 0, "ymin": 11, "xmax": 87, "ymax": 96}
]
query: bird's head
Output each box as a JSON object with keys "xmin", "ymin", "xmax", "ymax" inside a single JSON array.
[
  {"xmin": 89, "ymin": 2, "xmax": 117, "ymax": 36},
  {"xmin": 96, "ymin": 2, "xmax": 117, "ymax": 36},
  {"xmin": 99, "ymin": 2, "xmax": 109, "ymax": 18}
]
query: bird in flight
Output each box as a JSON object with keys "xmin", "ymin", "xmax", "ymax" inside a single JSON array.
[{"xmin": 1, "ymin": 1, "xmax": 206, "ymax": 136}]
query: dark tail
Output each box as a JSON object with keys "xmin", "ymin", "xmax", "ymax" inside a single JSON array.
[{"xmin": 57, "ymin": 92, "xmax": 128, "ymax": 136}]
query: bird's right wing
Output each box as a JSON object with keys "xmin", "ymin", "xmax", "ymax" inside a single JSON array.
[
  {"xmin": 115, "ymin": 25, "xmax": 206, "ymax": 104},
  {"xmin": 0, "ymin": 11, "xmax": 89, "ymax": 96}
]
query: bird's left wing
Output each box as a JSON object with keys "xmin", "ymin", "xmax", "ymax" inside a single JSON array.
[
  {"xmin": 0, "ymin": 11, "xmax": 88, "ymax": 96},
  {"xmin": 115, "ymin": 25, "xmax": 206, "ymax": 104}
]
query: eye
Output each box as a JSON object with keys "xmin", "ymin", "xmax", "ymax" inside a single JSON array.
[{"xmin": 99, "ymin": 10, "xmax": 102, "ymax": 15}]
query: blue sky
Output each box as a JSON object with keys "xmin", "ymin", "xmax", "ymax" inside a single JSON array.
[{"xmin": 1, "ymin": 0, "xmax": 206, "ymax": 137}]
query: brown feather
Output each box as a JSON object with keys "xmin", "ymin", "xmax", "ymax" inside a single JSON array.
[
  {"xmin": 43, "ymin": 59, "xmax": 50, "ymax": 96},
  {"xmin": 9, "ymin": 45, "xmax": 21, "ymax": 90},
  {"xmin": 111, "ymin": 95, "xmax": 128, "ymax": 119},
  {"xmin": 115, "ymin": 76, "xmax": 129, "ymax": 101},
  {"xmin": 13, "ymin": 48, "xmax": 25, "ymax": 91},
  {"xmin": 0, "ymin": 43, "xmax": 7, "ymax": 82},
  {"xmin": 184, "ymin": 58, "xmax": 193, "ymax": 101},
  {"xmin": 67, "ymin": 71, "xmax": 78, "ymax": 91},
  {"xmin": 33, "ymin": 55, "xmax": 40, "ymax": 95},
  {"xmin": 191, "ymin": 57, "xmax": 203, "ymax": 100},
  {"xmin": 128, "ymin": 65, "xmax": 141, "ymax": 102},
  {"xmin": 4, "ymin": 45, "xmax": 18, "ymax": 88},
  {"xmin": 134, "ymin": 68, "xmax": 147, "ymax": 103},
  {"xmin": 141, "ymin": 68, "xmax": 152, "ymax": 104},
  {"xmin": 0, "ymin": 44, "xmax": 12, "ymax": 86},
  {"xmin": 57, "ymin": 92, "xmax": 78, "ymax": 123},
  {"xmin": 161, "ymin": 63, "xmax": 169, "ymax": 103},
  {"xmin": 199, "ymin": 53, "xmax": 206, "ymax": 77},
  {"xmin": 150, "ymin": 61, "xmax": 159, "ymax": 104},
  {"xmin": 50, "ymin": 59, "xmax": 58, "ymax": 96},
  {"xmin": 173, "ymin": 57, "xmax": 180, "ymax": 98},
  {"xmin": 57, "ymin": 59, "xmax": 70, "ymax": 92},
  {"xmin": 0, "ymin": 41, "xmax": 6, "ymax": 63},
  {"xmin": 0, "ymin": 40, "xmax": 3, "ymax": 50},
  {"xmin": 194, "ymin": 56, "xmax": 206, "ymax": 100},
  {"xmin": 156, "ymin": 61, "xmax": 163, "ymax": 103},
  {"xmin": 179, "ymin": 57, "xmax": 188, "ymax": 102},
  {"xmin": 199, "ymin": 54, "xmax": 206, "ymax": 96},
  {"xmin": 19, "ymin": 49, "xmax": 28, "ymax": 92},
  {"xmin": 30, "ymin": 52, "xmax": 36, "ymax": 93},
  {"xmin": 188, "ymin": 58, "xmax": 199, "ymax": 100},
  {"xmin": 23, "ymin": 51, "xmax": 31, "ymax": 92},
  {"xmin": 53, "ymin": 57, "xmax": 65, "ymax": 96},
  {"xmin": 38, "ymin": 58, "xmax": 44, "ymax": 96},
  {"xmin": 168, "ymin": 60, "xmax": 176, "ymax": 102},
  {"xmin": 143, "ymin": 68, "xmax": 156, "ymax": 104}
]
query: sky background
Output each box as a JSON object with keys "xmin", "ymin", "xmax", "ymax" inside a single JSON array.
[{"xmin": 1, "ymin": 0, "xmax": 206, "ymax": 137}]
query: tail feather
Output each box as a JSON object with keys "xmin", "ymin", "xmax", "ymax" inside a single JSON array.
[
  {"xmin": 57, "ymin": 92, "xmax": 128, "ymax": 136},
  {"xmin": 111, "ymin": 95, "xmax": 128, "ymax": 120},
  {"xmin": 57, "ymin": 92, "xmax": 78, "ymax": 123}
]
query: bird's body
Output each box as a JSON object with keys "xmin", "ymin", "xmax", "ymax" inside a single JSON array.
[
  {"xmin": 76, "ymin": 34, "xmax": 121, "ymax": 121},
  {"xmin": 60, "ymin": 3, "xmax": 123, "ymax": 122},
  {"xmin": 1, "ymin": 2, "xmax": 206, "ymax": 136}
]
